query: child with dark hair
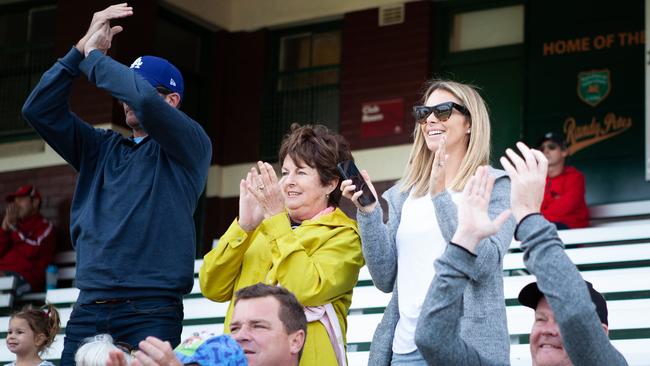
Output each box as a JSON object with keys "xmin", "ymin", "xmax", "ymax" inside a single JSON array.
[{"xmin": 5, "ymin": 304, "xmax": 60, "ymax": 366}]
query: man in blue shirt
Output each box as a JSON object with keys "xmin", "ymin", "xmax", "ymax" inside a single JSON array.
[{"xmin": 22, "ymin": 4, "xmax": 212, "ymax": 365}]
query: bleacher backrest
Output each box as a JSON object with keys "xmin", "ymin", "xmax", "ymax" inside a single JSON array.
[
  {"xmin": 589, "ymin": 199, "xmax": 650, "ymax": 226},
  {"xmin": 1, "ymin": 224, "xmax": 648, "ymax": 365}
]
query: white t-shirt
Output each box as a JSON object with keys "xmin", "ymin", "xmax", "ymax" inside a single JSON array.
[
  {"xmin": 392, "ymin": 190, "xmax": 460, "ymax": 354},
  {"xmin": 4, "ymin": 361, "xmax": 54, "ymax": 366}
]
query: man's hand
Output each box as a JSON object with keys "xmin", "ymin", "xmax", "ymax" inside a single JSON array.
[
  {"xmin": 451, "ymin": 166, "xmax": 511, "ymax": 253},
  {"xmin": 105, "ymin": 337, "xmax": 182, "ymax": 366},
  {"xmin": 76, "ymin": 3, "xmax": 133, "ymax": 54},
  {"xmin": 499, "ymin": 142, "xmax": 548, "ymax": 223},
  {"xmin": 2, "ymin": 204, "xmax": 18, "ymax": 231},
  {"xmin": 84, "ymin": 23, "xmax": 124, "ymax": 56}
]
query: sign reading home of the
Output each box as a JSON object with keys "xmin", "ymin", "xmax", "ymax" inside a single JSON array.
[{"xmin": 526, "ymin": 23, "xmax": 644, "ymax": 161}]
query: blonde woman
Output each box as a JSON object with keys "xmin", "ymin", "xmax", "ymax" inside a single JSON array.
[{"xmin": 341, "ymin": 80, "xmax": 515, "ymax": 365}]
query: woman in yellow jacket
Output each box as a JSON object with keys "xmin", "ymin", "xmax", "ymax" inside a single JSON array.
[{"xmin": 200, "ymin": 124, "xmax": 364, "ymax": 366}]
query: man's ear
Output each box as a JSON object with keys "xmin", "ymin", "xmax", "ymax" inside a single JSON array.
[
  {"xmin": 561, "ymin": 148, "xmax": 569, "ymax": 158},
  {"xmin": 288, "ymin": 329, "xmax": 306, "ymax": 355},
  {"xmin": 165, "ymin": 93, "xmax": 181, "ymax": 108},
  {"xmin": 602, "ymin": 323, "xmax": 609, "ymax": 335},
  {"xmin": 32, "ymin": 197, "xmax": 41, "ymax": 211}
]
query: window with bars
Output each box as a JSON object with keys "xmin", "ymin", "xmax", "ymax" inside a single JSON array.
[
  {"xmin": 261, "ymin": 23, "xmax": 341, "ymax": 161},
  {"xmin": 0, "ymin": 2, "xmax": 55, "ymax": 141}
]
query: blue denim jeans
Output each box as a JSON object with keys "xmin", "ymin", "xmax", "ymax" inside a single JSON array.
[
  {"xmin": 391, "ymin": 349, "xmax": 428, "ymax": 365},
  {"xmin": 60, "ymin": 297, "xmax": 183, "ymax": 366}
]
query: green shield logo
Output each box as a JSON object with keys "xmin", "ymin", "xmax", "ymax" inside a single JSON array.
[{"xmin": 577, "ymin": 69, "xmax": 610, "ymax": 107}]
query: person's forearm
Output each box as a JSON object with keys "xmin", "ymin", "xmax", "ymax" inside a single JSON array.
[
  {"xmin": 416, "ymin": 244, "xmax": 498, "ymax": 365},
  {"xmin": 356, "ymin": 204, "xmax": 397, "ymax": 292},
  {"xmin": 517, "ymin": 215, "xmax": 627, "ymax": 365},
  {"xmin": 22, "ymin": 48, "xmax": 95, "ymax": 170}
]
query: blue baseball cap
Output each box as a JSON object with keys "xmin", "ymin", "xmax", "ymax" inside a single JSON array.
[
  {"xmin": 130, "ymin": 56, "xmax": 184, "ymax": 100},
  {"xmin": 174, "ymin": 333, "xmax": 246, "ymax": 365}
]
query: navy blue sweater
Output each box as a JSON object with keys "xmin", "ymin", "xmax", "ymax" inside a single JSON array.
[{"xmin": 22, "ymin": 48, "xmax": 212, "ymax": 303}]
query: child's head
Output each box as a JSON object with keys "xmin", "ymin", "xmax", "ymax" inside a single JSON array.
[
  {"xmin": 75, "ymin": 334, "xmax": 133, "ymax": 366},
  {"xmin": 8, "ymin": 304, "xmax": 60, "ymax": 357}
]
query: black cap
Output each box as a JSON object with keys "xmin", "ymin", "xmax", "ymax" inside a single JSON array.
[
  {"xmin": 518, "ymin": 280, "xmax": 608, "ymax": 325},
  {"xmin": 535, "ymin": 131, "xmax": 567, "ymax": 149}
]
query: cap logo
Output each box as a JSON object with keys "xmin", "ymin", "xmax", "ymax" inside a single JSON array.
[
  {"xmin": 170, "ymin": 78, "xmax": 176, "ymax": 87},
  {"xmin": 130, "ymin": 57, "xmax": 143, "ymax": 69}
]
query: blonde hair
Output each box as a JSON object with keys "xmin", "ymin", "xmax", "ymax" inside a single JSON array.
[
  {"xmin": 75, "ymin": 334, "xmax": 132, "ymax": 366},
  {"xmin": 400, "ymin": 79, "xmax": 491, "ymax": 196}
]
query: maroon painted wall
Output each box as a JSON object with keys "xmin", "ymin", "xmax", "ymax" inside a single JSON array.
[{"xmin": 340, "ymin": 1, "xmax": 432, "ymax": 149}]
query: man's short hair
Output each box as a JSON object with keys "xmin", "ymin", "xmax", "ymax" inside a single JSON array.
[
  {"xmin": 518, "ymin": 280, "xmax": 608, "ymax": 325},
  {"xmin": 234, "ymin": 283, "xmax": 307, "ymax": 335}
]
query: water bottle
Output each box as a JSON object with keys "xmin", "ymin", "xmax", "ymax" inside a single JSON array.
[{"xmin": 46, "ymin": 264, "xmax": 58, "ymax": 290}]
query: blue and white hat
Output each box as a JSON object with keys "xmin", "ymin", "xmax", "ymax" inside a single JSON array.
[
  {"xmin": 130, "ymin": 55, "xmax": 184, "ymax": 100},
  {"xmin": 174, "ymin": 332, "xmax": 246, "ymax": 365}
]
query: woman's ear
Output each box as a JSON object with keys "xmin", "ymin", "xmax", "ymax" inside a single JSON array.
[{"xmin": 327, "ymin": 178, "xmax": 339, "ymax": 195}]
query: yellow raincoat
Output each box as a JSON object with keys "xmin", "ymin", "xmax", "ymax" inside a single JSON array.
[{"xmin": 200, "ymin": 208, "xmax": 364, "ymax": 366}]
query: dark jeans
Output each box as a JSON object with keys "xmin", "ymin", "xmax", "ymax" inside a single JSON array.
[{"xmin": 60, "ymin": 297, "xmax": 184, "ymax": 366}]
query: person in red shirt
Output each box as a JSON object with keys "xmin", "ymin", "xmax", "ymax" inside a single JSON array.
[
  {"xmin": 536, "ymin": 132, "xmax": 589, "ymax": 229},
  {"xmin": 0, "ymin": 185, "xmax": 55, "ymax": 295}
]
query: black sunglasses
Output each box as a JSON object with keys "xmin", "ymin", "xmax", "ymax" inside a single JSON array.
[{"xmin": 412, "ymin": 102, "xmax": 471, "ymax": 124}]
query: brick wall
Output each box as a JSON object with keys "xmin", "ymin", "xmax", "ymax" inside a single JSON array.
[
  {"xmin": 340, "ymin": 1, "xmax": 432, "ymax": 150},
  {"xmin": 0, "ymin": 165, "xmax": 77, "ymax": 251}
]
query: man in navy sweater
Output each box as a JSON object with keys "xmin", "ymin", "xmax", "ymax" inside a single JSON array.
[{"xmin": 21, "ymin": 4, "xmax": 212, "ymax": 365}]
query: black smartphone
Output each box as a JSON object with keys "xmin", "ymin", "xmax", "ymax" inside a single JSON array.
[{"xmin": 337, "ymin": 160, "xmax": 377, "ymax": 207}]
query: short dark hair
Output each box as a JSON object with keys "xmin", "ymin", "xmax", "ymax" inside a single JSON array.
[
  {"xmin": 278, "ymin": 123, "xmax": 353, "ymax": 207},
  {"xmin": 235, "ymin": 283, "xmax": 307, "ymax": 336}
]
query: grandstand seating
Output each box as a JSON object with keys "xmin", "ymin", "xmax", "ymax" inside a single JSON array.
[{"xmin": 0, "ymin": 216, "xmax": 648, "ymax": 365}]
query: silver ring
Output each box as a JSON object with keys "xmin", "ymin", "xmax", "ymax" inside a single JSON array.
[{"xmin": 258, "ymin": 185, "xmax": 265, "ymax": 191}]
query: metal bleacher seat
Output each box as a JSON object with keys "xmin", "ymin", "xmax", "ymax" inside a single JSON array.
[
  {"xmin": 0, "ymin": 276, "xmax": 16, "ymax": 313},
  {"xmin": 1, "ymin": 219, "xmax": 649, "ymax": 365}
]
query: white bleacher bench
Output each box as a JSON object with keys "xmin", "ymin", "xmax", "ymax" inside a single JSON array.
[
  {"xmin": 589, "ymin": 199, "xmax": 650, "ymax": 226},
  {"xmin": 13, "ymin": 250, "xmax": 77, "ymax": 305},
  {"xmin": 2, "ymin": 222, "xmax": 650, "ymax": 365},
  {"xmin": 0, "ymin": 276, "xmax": 16, "ymax": 311}
]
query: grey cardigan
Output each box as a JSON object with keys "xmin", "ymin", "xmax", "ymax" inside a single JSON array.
[
  {"xmin": 414, "ymin": 214, "xmax": 628, "ymax": 366},
  {"xmin": 356, "ymin": 167, "xmax": 515, "ymax": 366}
]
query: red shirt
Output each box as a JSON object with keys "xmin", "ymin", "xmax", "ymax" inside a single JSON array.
[
  {"xmin": 0, "ymin": 214, "xmax": 55, "ymax": 291},
  {"xmin": 541, "ymin": 166, "xmax": 589, "ymax": 228}
]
